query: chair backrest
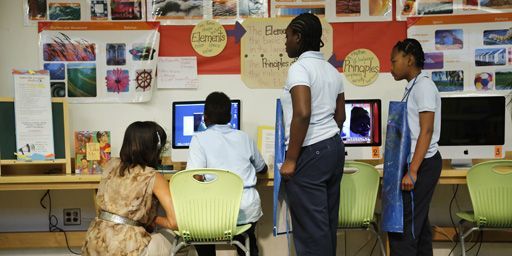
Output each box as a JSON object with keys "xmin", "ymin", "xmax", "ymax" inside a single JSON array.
[
  {"xmin": 466, "ymin": 160, "xmax": 512, "ymax": 227},
  {"xmin": 170, "ymin": 169, "xmax": 244, "ymax": 242},
  {"xmin": 339, "ymin": 161, "xmax": 380, "ymax": 228}
]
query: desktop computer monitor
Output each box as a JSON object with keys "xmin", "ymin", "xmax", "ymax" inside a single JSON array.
[
  {"xmin": 171, "ymin": 100, "xmax": 241, "ymax": 162},
  {"xmin": 342, "ymin": 99, "xmax": 382, "ymax": 160},
  {"xmin": 438, "ymin": 95, "xmax": 506, "ymax": 160}
]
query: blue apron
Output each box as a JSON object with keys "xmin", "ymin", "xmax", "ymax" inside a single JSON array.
[{"xmin": 381, "ymin": 78, "xmax": 417, "ymax": 233}]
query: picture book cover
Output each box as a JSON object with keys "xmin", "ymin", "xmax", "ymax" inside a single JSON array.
[{"xmin": 74, "ymin": 131, "xmax": 111, "ymax": 174}]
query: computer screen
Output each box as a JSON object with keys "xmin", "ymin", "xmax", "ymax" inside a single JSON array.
[
  {"xmin": 341, "ymin": 99, "xmax": 382, "ymax": 160},
  {"xmin": 342, "ymin": 99, "xmax": 382, "ymax": 147},
  {"xmin": 438, "ymin": 96, "xmax": 505, "ymax": 160},
  {"xmin": 172, "ymin": 100, "xmax": 240, "ymax": 149}
]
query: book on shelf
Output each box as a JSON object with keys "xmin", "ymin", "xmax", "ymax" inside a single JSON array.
[{"xmin": 74, "ymin": 131, "xmax": 111, "ymax": 174}]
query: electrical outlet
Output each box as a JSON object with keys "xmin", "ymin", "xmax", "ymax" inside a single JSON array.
[{"xmin": 63, "ymin": 208, "xmax": 81, "ymax": 226}]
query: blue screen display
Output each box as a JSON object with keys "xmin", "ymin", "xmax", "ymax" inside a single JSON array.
[{"xmin": 172, "ymin": 101, "xmax": 240, "ymax": 148}]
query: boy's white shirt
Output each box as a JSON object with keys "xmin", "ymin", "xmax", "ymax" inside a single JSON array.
[{"xmin": 187, "ymin": 124, "xmax": 266, "ymax": 224}]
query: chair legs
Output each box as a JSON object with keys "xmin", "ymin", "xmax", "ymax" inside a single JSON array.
[
  {"xmin": 458, "ymin": 220, "xmax": 480, "ymax": 256},
  {"xmin": 371, "ymin": 222, "xmax": 387, "ymax": 256},
  {"xmin": 231, "ymin": 233, "xmax": 250, "ymax": 256}
]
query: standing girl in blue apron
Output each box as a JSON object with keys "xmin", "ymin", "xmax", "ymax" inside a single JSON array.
[
  {"xmin": 388, "ymin": 38, "xmax": 443, "ymax": 255},
  {"xmin": 280, "ymin": 13, "xmax": 345, "ymax": 256}
]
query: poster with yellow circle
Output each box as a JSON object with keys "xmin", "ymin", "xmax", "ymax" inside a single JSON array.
[
  {"xmin": 343, "ymin": 49, "xmax": 380, "ymax": 86},
  {"xmin": 191, "ymin": 20, "xmax": 227, "ymax": 57}
]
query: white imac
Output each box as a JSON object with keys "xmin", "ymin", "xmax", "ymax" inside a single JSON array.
[
  {"xmin": 342, "ymin": 99, "xmax": 382, "ymax": 160},
  {"xmin": 171, "ymin": 100, "xmax": 241, "ymax": 162},
  {"xmin": 438, "ymin": 95, "xmax": 506, "ymax": 166}
]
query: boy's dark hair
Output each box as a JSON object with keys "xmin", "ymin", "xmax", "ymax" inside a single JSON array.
[
  {"xmin": 288, "ymin": 13, "xmax": 324, "ymax": 54},
  {"xmin": 394, "ymin": 38, "xmax": 425, "ymax": 68},
  {"xmin": 119, "ymin": 121, "xmax": 167, "ymax": 176},
  {"xmin": 204, "ymin": 92, "xmax": 231, "ymax": 125}
]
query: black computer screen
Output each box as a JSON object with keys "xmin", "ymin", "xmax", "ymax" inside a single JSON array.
[{"xmin": 439, "ymin": 96, "xmax": 505, "ymax": 146}]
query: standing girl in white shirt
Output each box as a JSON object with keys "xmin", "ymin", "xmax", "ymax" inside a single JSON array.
[
  {"xmin": 280, "ymin": 13, "xmax": 345, "ymax": 256},
  {"xmin": 388, "ymin": 38, "xmax": 442, "ymax": 256}
]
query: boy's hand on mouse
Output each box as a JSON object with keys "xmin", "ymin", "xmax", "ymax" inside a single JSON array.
[{"xmin": 280, "ymin": 159, "xmax": 296, "ymax": 179}]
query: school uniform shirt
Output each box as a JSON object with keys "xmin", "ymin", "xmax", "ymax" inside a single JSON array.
[
  {"xmin": 404, "ymin": 71, "xmax": 441, "ymax": 158},
  {"xmin": 281, "ymin": 51, "xmax": 344, "ymax": 148},
  {"xmin": 187, "ymin": 124, "xmax": 266, "ymax": 224}
]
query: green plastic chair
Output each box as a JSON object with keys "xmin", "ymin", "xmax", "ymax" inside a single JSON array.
[
  {"xmin": 338, "ymin": 161, "xmax": 386, "ymax": 256},
  {"xmin": 169, "ymin": 169, "xmax": 252, "ymax": 256},
  {"xmin": 456, "ymin": 160, "xmax": 512, "ymax": 256}
]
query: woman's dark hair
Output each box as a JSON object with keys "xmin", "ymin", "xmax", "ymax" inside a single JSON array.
[
  {"xmin": 288, "ymin": 13, "xmax": 324, "ymax": 54},
  {"xmin": 204, "ymin": 92, "xmax": 231, "ymax": 125},
  {"xmin": 393, "ymin": 38, "xmax": 425, "ymax": 68},
  {"xmin": 118, "ymin": 121, "xmax": 167, "ymax": 176}
]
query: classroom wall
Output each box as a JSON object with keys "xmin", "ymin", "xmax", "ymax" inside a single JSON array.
[{"xmin": 2, "ymin": 1, "xmax": 512, "ymax": 255}]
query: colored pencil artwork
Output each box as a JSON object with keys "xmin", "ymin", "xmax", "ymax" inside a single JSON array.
[{"xmin": 43, "ymin": 33, "xmax": 96, "ymax": 62}]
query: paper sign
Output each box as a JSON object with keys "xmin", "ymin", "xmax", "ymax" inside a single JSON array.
[
  {"xmin": 257, "ymin": 126, "xmax": 275, "ymax": 173},
  {"xmin": 157, "ymin": 57, "xmax": 199, "ymax": 89},
  {"xmin": 241, "ymin": 17, "xmax": 333, "ymax": 89},
  {"xmin": 13, "ymin": 69, "xmax": 55, "ymax": 160},
  {"xmin": 372, "ymin": 146, "xmax": 381, "ymax": 159},
  {"xmin": 191, "ymin": 20, "xmax": 227, "ymax": 57},
  {"xmin": 343, "ymin": 48, "xmax": 380, "ymax": 86}
]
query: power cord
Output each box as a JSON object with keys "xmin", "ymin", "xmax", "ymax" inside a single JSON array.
[
  {"xmin": 369, "ymin": 237, "xmax": 378, "ymax": 256},
  {"xmin": 40, "ymin": 190, "xmax": 81, "ymax": 255},
  {"xmin": 448, "ymin": 184, "xmax": 460, "ymax": 256}
]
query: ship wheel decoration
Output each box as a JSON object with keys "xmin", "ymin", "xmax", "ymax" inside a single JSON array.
[{"xmin": 135, "ymin": 69, "xmax": 152, "ymax": 91}]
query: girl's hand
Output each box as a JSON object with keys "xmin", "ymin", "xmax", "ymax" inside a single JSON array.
[
  {"xmin": 401, "ymin": 171, "xmax": 417, "ymax": 191},
  {"xmin": 280, "ymin": 159, "xmax": 297, "ymax": 179}
]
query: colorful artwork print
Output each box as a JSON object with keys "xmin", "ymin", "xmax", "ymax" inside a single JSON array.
[
  {"xmin": 463, "ymin": 0, "xmax": 479, "ymax": 9},
  {"xmin": 50, "ymin": 82, "xmax": 66, "ymax": 97},
  {"xmin": 44, "ymin": 63, "xmax": 65, "ymax": 80},
  {"xmin": 49, "ymin": 3, "xmax": 81, "ymax": 20},
  {"xmin": 135, "ymin": 69, "xmax": 153, "ymax": 91},
  {"xmin": 370, "ymin": 0, "xmax": 390, "ymax": 16},
  {"xmin": 417, "ymin": 0, "xmax": 453, "ymax": 15},
  {"xmin": 474, "ymin": 72, "xmax": 494, "ymax": 90},
  {"xmin": 91, "ymin": 0, "xmax": 108, "ymax": 20},
  {"xmin": 106, "ymin": 69, "xmax": 130, "ymax": 93},
  {"xmin": 432, "ymin": 70, "xmax": 464, "ymax": 92},
  {"xmin": 239, "ymin": 0, "xmax": 265, "ymax": 17},
  {"xmin": 28, "ymin": 0, "xmax": 47, "ymax": 20},
  {"xmin": 336, "ymin": 0, "xmax": 361, "ymax": 15},
  {"xmin": 276, "ymin": 5, "xmax": 325, "ymax": 17},
  {"xmin": 475, "ymin": 48, "xmax": 506, "ymax": 66},
  {"xmin": 67, "ymin": 63, "xmax": 97, "ymax": 97},
  {"xmin": 106, "ymin": 43, "xmax": 126, "ymax": 65},
  {"xmin": 423, "ymin": 52, "xmax": 444, "ymax": 69},
  {"xmin": 111, "ymin": 0, "xmax": 142, "ymax": 20},
  {"xmin": 484, "ymin": 28, "xmax": 512, "ymax": 45},
  {"xmin": 43, "ymin": 33, "xmax": 96, "ymax": 61},
  {"xmin": 151, "ymin": 0, "xmax": 203, "ymax": 18},
  {"xmin": 495, "ymin": 70, "xmax": 512, "ymax": 90},
  {"xmin": 480, "ymin": 0, "xmax": 512, "ymax": 8},
  {"xmin": 130, "ymin": 44, "xmax": 156, "ymax": 61},
  {"xmin": 401, "ymin": 0, "xmax": 415, "ymax": 15},
  {"xmin": 435, "ymin": 29, "xmax": 463, "ymax": 50},
  {"xmin": 213, "ymin": 0, "xmax": 237, "ymax": 17}
]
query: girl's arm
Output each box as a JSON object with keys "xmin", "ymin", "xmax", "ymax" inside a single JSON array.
[
  {"xmin": 334, "ymin": 93, "xmax": 346, "ymax": 128},
  {"xmin": 152, "ymin": 173, "xmax": 178, "ymax": 230},
  {"xmin": 280, "ymin": 85, "xmax": 311, "ymax": 179},
  {"xmin": 402, "ymin": 111, "xmax": 435, "ymax": 191}
]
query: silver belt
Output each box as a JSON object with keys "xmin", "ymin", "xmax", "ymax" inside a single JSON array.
[{"xmin": 99, "ymin": 211, "xmax": 143, "ymax": 227}]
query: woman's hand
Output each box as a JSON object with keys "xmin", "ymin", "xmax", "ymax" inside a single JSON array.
[{"xmin": 280, "ymin": 159, "xmax": 297, "ymax": 179}]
